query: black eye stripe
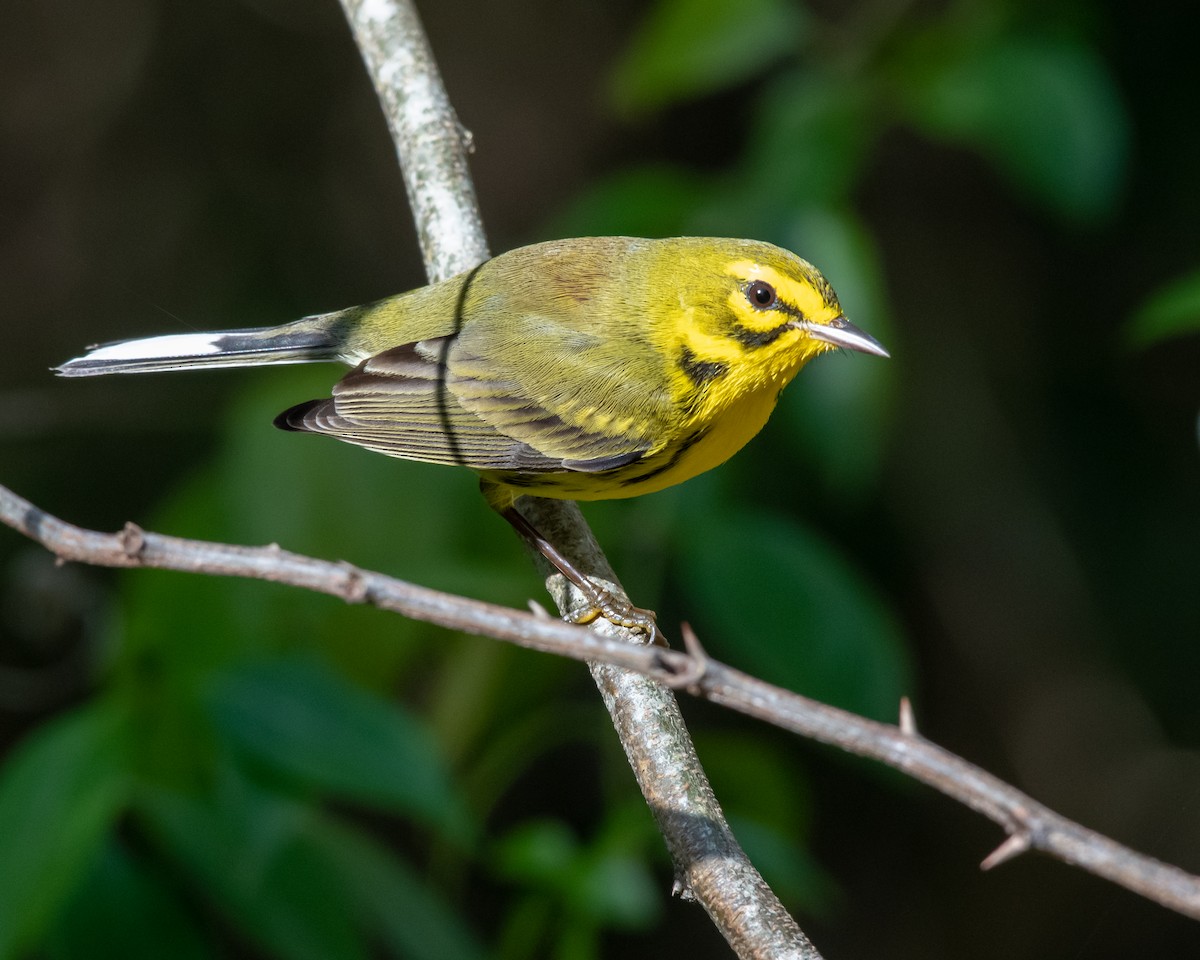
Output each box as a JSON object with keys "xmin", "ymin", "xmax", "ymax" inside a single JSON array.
[
  {"xmin": 775, "ymin": 299, "xmax": 806, "ymax": 323},
  {"xmin": 730, "ymin": 283, "xmax": 809, "ymax": 348},
  {"xmin": 730, "ymin": 322, "xmax": 791, "ymax": 348}
]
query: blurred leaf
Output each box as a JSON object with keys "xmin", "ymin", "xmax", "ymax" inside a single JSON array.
[
  {"xmin": 206, "ymin": 657, "xmax": 473, "ymax": 840},
  {"xmin": 611, "ymin": 0, "xmax": 806, "ymax": 115},
  {"xmin": 1127, "ymin": 268, "xmax": 1200, "ymax": 347},
  {"xmin": 141, "ymin": 766, "xmax": 482, "ymax": 960},
  {"xmin": 308, "ymin": 817, "xmax": 487, "ymax": 960},
  {"xmin": 138, "ymin": 776, "xmax": 369, "ymax": 960},
  {"xmin": 548, "ymin": 166, "xmax": 714, "ymax": 239},
  {"xmin": 901, "ymin": 35, "xmax": 1129, "ymax": 222},
  {"xmin": 493, "ymin": 817, "xmax": 658, "ymax": 931},
  {"xmin": 48, "ymin": 839, "xmax": 211, "ymax": 960},
  {"xmin": 493, "ymin": 819, "xmax": 580, "ymax": 888},
  {"xmin": 678, "ymin": 501, "xmax": 909, "ymax": 717},
  {"xmin": 0, "ymin": 703, "xmax": 128, "ymax": 959},
  {"xmin": 740, "ymin": 72, "xmax": 873, "ymax": 208},
  {"xmin": 566, "ymin": 851, "xmax": 658, "ymax": 930},
  {"xmin": 463, "ymin": 701, "xmax": 609, "ymax": 821},
  {"xmin": 776, "ymin": 207, "xmax": 894, "ymax": 497}
]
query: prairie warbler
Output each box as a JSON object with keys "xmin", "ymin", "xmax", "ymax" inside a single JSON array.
[{"xmin": 58, "ymin": 237, "xmax": 888, "ymax": 637}]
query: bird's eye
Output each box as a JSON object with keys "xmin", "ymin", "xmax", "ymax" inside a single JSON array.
[{"xmin": 746, "ymin": 281, "xmax": 777, "ymax": 309}]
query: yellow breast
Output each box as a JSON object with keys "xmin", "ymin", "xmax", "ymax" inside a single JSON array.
[{"xmin": 484, "ymin": 380, "xmax": 781, "ymax": 502}]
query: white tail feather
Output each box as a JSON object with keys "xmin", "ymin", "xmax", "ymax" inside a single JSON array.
[{"xmin": 56, "ymin": 319, "xmax": 342, "ymax": 377}]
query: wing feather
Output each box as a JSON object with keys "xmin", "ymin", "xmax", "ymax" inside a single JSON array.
[
  {"xmin": 276, "ymin": 339, "xmax": 654, "ymax": 473},
  {"xmin": 446, "ymin": 309, "xmax": 676, "ymax": 465}
]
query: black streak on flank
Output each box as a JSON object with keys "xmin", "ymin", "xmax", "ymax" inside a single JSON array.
[
  {"xmin": 618, "ymin": 427, "xmax": 708, "ymax": 487},
  {"xmin": 678, "ymin": 345, "xmax": 729, "ymax": 386}
]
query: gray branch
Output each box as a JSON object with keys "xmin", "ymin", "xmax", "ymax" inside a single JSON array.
[
  {"xmin": 338, "ymin": 0, "xmax": 816, "ymax": 955},
  {"xmin": 340, "ymin": 0, "xmax": 488, "ymax": 280},
  {"xmin": 3, "ymin": 483, "xmax": 1199, "ymax": 924}
]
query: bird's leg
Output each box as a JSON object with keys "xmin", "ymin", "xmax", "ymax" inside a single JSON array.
[
  {"xmin": 499, "ymin": 504, "xmax": 662, "ymax": 644},
  {"xmin": 483, "ymin": 483, "xmax": 661, "ymax": 644}
]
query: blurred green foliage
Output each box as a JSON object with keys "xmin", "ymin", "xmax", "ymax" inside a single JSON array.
[
  {"xmin": 3, "ymin": 0, "xmax": 1196, "ymax": 958},
  {"xmin": 610, "ymin": 0, "xmax": 809, "ymax": 116},
  {"xmin": 1128, "ymin": 268, "xmax": 1200, "ymax": 347}
]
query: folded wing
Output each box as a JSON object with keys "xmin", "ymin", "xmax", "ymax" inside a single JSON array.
[{"xmin": 275, "ymin": 334, "xmax": 662, "ymax": 474}]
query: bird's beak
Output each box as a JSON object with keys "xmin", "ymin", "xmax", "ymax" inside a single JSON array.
[{"xmin": 802, "ymin": 316, "xmax": 890, "ymax": 357}]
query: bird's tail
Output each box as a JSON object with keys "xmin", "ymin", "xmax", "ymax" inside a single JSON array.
[{"xmin": 55, "ymin": 313, "xmax": 351, "ymax": 377}]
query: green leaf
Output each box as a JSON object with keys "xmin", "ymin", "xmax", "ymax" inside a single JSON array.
[
  {"xmin": 678, "ymin": 502, "xmax": 909, "ymax": 717},
  {"xmin": 48, "ymin": 839, "xmax": 211, "ymax": 960},
  {"xmin": 1127, "ymin": 268, "xmax": 1200, "ymax": 347},
  {"xmin": 741, "ymin": 72, "xmax": 873, "ymax": 208},
  {"xmin": 0, "ymin": 703, "xmax": 128, "ymax": 958},
  {"xmin": 205, "ymin": 657, "xmax": 472, "ymax": 840},
  {"xmin": 493, "ymin": 817, "xmax": 659, "ymax": 931},
  {"xmin": 573, "ymin": 802, "xmax": 661, "ymax": 930},
  {"xmin": 548, "ymin": 166, "xmax": 714, "ymax": 239},
  {"xmin": 611, "ymin": 0, "xmax": 806, "ymax": 115},
  {"xmin": 493, "ymin": 819, "xmax": 580, "ymax": 889},
  {"xmin": 138, "ymin": 777, "xmax": 369, "ymax": 960},
  {"xmin": 565, "ymin": 852, "xmax": 658, "ymax": 930},
  {"xmin": 776, "ymin": 208, "xmax": 894, "ymax": 498},
  {"xmin": 307, "ymin": 818, "xmax": 487, "ymax": 960},
  {"xmin": 902, "ymin": 35, "xmax": 1129, "ymax": 222}
]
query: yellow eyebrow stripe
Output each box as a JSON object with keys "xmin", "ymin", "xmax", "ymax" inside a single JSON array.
[{"xmin": 726, "ymin": 258, "xmax": 834, "ymax": 329}]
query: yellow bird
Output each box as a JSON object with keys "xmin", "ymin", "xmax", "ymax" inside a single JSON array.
[{"xmin": 58, "ymin": 237, "xmax": 888, "ymax": 636}]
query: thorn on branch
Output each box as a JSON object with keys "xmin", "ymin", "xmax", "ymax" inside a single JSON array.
[
  {"xmin": 899, "ymin": 696, "xmax": 918, "ymax": 736},
  {"xmin": 119, "ymin": 522, "xmax": 146, "ymax": 559},
  {"xmin": 981, "ymin": 832, "xmax": 1032, "ymax": 871},
  {"xmin": 680, "ymin": 622, "xmax": 707, "ymax": 659},
  {"xmin": 457, "ymin": 121, "xmax": 476, "ymax": 154},
  {"xmin": 672, "ymin": 875, "xmax": 697, "ymax": 902},
  {"xmin": 526, "ymin": 599, "xmax": 551, "ymax": 619},
  {"xmin": 672, "ymin": 623, "xmax": 711, "ymax": 692}
]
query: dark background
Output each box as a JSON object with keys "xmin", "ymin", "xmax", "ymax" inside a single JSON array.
[{"xmin": 1, "ymin": 0, "xmax": 1198, "ymax": 957}]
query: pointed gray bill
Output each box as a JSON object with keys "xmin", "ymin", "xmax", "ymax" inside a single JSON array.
[{"xmin": 802, "ymin": 316, "xmax": 890, "ymax": 357}]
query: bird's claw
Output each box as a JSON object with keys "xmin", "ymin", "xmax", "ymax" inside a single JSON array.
[{"xmin": 566, "ymin": 580, "xmax": 663, "ymax": 646}]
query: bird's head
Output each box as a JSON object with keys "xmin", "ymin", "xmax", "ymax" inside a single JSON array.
[{"xmin": 664, "ymin": 239, "xmax": 888, "ymax": 396}]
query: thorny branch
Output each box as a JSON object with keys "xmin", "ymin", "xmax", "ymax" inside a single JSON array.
[
  {"xmin": 3, "ymin": 483, "xmax": 1199, "ymax": 923},
  {"xmin": 335, "ymin": 1, "xmax": 817, "ymax": 957}
]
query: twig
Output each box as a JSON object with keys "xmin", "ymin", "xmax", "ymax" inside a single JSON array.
[
  {"xmin": 340, "ymin": 0, "xmax": 488, "ymax": 281},
  {"xmin": 676, "ymin": 626, "xmax": 1200, "ymax": 920},
  {"xmin": 4, "ymin": 483, "xmax": 1199, "ymax": 922},
  {"xmin": 339, "ymin": 2, "xmax": 817, "ymax": 955}
]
